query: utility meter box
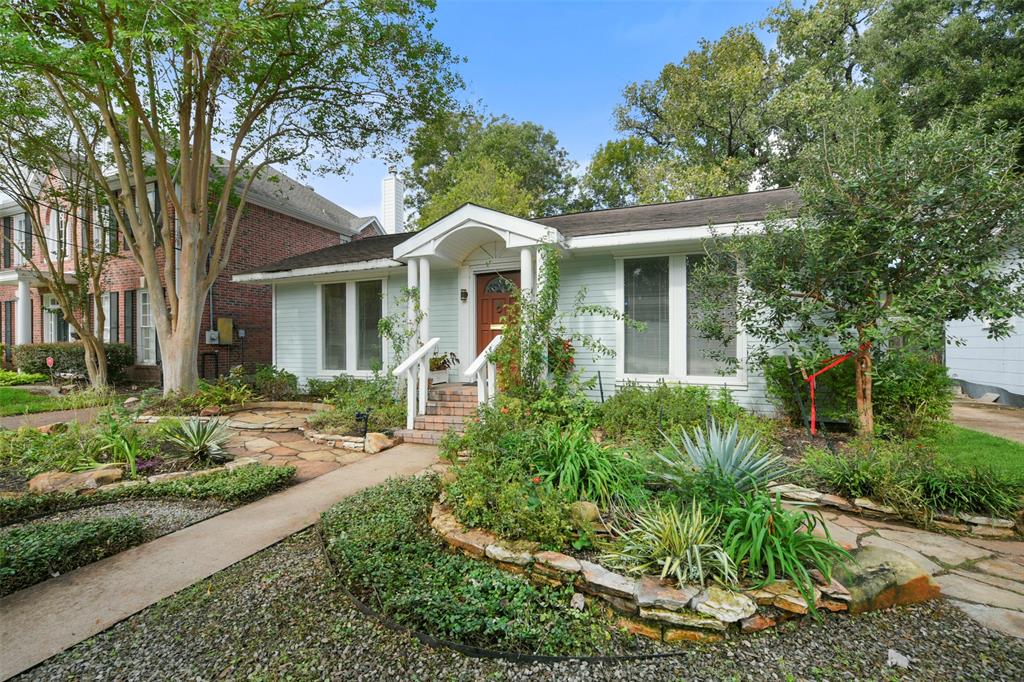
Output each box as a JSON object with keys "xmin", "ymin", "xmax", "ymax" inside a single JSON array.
[
  {"xmin": 205, "ymin": 330, "xmax": 220, "ymax": 345},
  {"xmin": 216, "ymin": 317, "xmax": 234, "ymax": 345}
]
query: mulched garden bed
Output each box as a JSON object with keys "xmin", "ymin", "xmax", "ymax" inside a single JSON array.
[
  {"xmin": 6, "ymin": 498, "xmax": 227, "ymax": 540},
  {"xmin": 16, "ymin": 528, "xmax": 1024, "ymax": 682}
]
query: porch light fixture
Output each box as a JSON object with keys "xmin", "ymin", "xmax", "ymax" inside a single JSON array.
[{"xmin": 460, "ymin": 288, "xmax": 468, "ymax": 302}]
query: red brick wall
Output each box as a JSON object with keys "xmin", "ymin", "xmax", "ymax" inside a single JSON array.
[{"xmin": 1, "ymin": 199, "xmax": 344, "ymax": 380}]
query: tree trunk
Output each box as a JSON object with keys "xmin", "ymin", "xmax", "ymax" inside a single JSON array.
[
  {"xmin": 853, "ymin": 346, "xmax": 874, "ymax": 437},
  {"xmin": 81, "ymin": 335, "xmax": 109, "ymax": 389},
  {"xmin": 160, "ymin": 329, "xmax": 201, "ymax": 395}
]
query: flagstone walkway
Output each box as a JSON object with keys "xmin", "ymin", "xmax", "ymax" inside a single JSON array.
[{"xmin": 818, "ymin": 509, "xmax": 1024, "ymax": 638}]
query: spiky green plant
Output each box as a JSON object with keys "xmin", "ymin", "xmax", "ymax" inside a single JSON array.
[
  {"xmin": 602, "ymin": 499, "xmax": 736, "ymax": 588},
  {"xmin": 722, "ymin": 492, "xmax": 852, "ymax": 613},
  {"xmin": 164, "ymin": 418, "xmax": 231, "ymax": 463},
  {"xmin": 657, "ymin": 419, "xmax": 786, "ymax": 492}
]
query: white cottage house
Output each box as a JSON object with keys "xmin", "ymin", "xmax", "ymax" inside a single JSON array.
[{"xmin": 234, "ymin": 180, "xmax": 800, "ymax": 443}]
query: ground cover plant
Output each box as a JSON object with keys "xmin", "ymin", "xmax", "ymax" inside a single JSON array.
[
  {"xmin": 305, "ymin": 373, "xmax": 405, "ymax": 434},
  {"xmin": 0, "ymin": 369, "xmax": 47, "ymax": 386},
  {"xmin": 801, "ymin": 436, "xmax": 1023, "ymax": 519},
  {"xmin": 320, "ymin": 475, "xmax": 619, "ymax": 655},
  {"xmin": 0, "ymin": 465, "xmax": 296, "ymax": 526},
  {"xmin": 0, "ymin": 516, "xmax": 146, "ymax": 596}
]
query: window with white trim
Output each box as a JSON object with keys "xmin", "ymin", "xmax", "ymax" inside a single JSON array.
[
  {"xmin": 137, "ymin": 290, "xmax": 157, "ymax": 364},
  {"xmin": 43, "ymin": 295, "xmax": 69, "ymax": 343},
  {"xmin": 13, "ymin": 214, "xmax": 27, "ymax": 265},
  {"xmin": 619, "ymin": 255, "xmax": 740, "ymax": 382},
  {"xmin": 320, "ymin": 279, "xmax": 385, "ymax": 373}
]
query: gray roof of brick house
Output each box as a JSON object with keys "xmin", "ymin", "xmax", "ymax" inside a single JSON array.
[
  {"xmin": 238, "ymin": 166, "xmax": 365, "ymax": 235},
  {"xmin": 535, "ymin": 187, "xmax": 801, "ymax": 237},
  {"xmin": 241, "ymin": 232, "xmax": 410, "ymax": 274},
  {"xmin": 240, "ymin": 188, "xmax": 801, "ymax": 275}
]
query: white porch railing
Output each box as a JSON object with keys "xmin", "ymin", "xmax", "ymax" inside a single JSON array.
[
  {"xmin": 463, "ymin": 334, "xmax": 503, "ymax": 405},
  {"xmin": 393, "ymin": 337, "xmax": 440, "ymax": 430}
]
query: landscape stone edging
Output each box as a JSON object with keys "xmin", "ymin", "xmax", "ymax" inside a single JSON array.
[
  {"xmin": 24, "ymin": 457, "xmax": 265, "ymax": 496},
  {"xmin": 428, "ymin": 501, "xmax": 860, "ymax": 642},
  {"xmin": 301, "ymin": 428, "xmax": 404, "ymax": 454},
  {"xmin": 767, "ymin": 483, "xmax": 1020, "ymax": 538}
]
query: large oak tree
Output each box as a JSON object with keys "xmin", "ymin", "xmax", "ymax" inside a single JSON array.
[{"xmin": 0, "ymin": 0, "xmax": 458, "ymax": 393}]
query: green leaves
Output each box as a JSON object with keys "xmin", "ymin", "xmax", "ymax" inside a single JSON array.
[
  {"xmin": 657, "ymin": 419, "xmax": 787, "ymax": 493},
  {"xmin": 162, "ymin": 417, "xmax": 231, "ymax": 464}
]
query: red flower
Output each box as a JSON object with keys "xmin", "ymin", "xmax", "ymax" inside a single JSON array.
[
  {"xmin": 500, "ymin": 406, "xmax": 509, "ymax": 414},
  {"xmin": 531, "ymin": 476, "xmax": 542, "ymax": 484}
]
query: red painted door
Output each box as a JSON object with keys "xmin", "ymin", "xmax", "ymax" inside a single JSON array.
[{"xmin": 476, "ymin": 271, "xmax": 520, "ymax": 354}]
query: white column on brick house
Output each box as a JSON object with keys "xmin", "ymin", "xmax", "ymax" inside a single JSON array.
[
  {"xmin": 15, "ymin": 279, "xmax": 32, "ymax": 344},
  {"xmin": 417, "ymin": 256, "xmax": 430, "ymax": 410}
]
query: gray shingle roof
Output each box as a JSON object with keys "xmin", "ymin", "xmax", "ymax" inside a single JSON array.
[
  {"xmin": 242, "ymin": 167, "xmax": 362, "ymax": 235},
  {"xmin": 536, "ymin": 187, "xmax": 801, "ymax": 237},
  {"xmin": 240, "ymin": 188, "xmax": 802, "ymax": 276}
]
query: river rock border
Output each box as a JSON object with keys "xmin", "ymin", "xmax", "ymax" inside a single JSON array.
[
  {"xmin": 429, "ymin": 501, "xmax": 862, "ymax": 643},
  {"xmin": 768, "ymin": 483, "xmax": 1020, "ymax": 538}
]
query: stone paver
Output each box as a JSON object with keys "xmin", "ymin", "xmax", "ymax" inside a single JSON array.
[
  {"xmin": 0, "ymin": 442, "xmax": 439, "ymax": 681},
  {"xmin": 820, "ymin": 511, "xmax": 1024, "ymax": 639}
]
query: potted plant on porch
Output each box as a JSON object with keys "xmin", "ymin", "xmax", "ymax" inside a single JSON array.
[{"xmin": 428, "ymin": 352, "xmax": 459, "ymax": 386}]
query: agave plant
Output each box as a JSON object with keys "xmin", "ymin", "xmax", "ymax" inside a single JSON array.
[
  {"xmin": 602, "ymin": 499, "xmax": 736, "ymax": 588},
  {"xmin": 164, "ymin": 418, "xmax": 232, "ymax": 463},
  {"xmin": 656, "ymin": 419, "xmax": 786, "ymax": 493}
]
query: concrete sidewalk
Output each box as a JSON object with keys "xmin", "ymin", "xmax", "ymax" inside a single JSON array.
[
  {"xmin": 0, "ymin": 406, "xmax": 104, "ymax": 431},
  {"xmin": 0, "ymin": 443, "xmax": 439, "ymax": 680}
]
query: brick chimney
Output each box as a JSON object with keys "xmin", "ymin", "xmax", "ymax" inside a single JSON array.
[{"xmin": 381, "ymin": 171, "xmax": 405, "ymax": 234}]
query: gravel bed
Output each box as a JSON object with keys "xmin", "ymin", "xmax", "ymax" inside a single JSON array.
[
  {"xmin": 18, "ymin": 529, "xmax": 1024, "ymax": 681},
  {"xmin": 7, "ymin": 499, "xmax": 227, "ymax": 539}
]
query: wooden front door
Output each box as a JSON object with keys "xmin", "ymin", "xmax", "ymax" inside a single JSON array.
[{"xmin": 476, "ymin": 271, "xmax": 520, "ymax": 354}]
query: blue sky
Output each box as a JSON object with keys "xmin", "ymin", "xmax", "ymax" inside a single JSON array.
[{"xmin": 316, "ymin": 0, "xmax": 776, "ymax": 219}]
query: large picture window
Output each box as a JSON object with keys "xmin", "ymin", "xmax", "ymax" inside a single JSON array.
[
  {"xmin": 686, "ymin": 255, "xmax": 737, "ymax": 375},
  {"xmin": 356, "ymin": 280, "xmax": 383, "ymax": 371},
  {"xmin": 623, "ymin": 257, "xmax": 670, "ymax": 375},
  {"xmin": 323, "ymin": 283, "xmax": 347, "ymax": 370},
  {"xmin": 320, "ymin": 279, "xmax": 384, "ymax": 373}
]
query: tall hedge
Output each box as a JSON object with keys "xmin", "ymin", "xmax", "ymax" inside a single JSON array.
[{"xmin": 11, "ymin": 342, "xmax": 135, "ymax": 382}]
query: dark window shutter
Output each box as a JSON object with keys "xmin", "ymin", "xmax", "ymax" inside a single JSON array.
[
  {"xmin": 124, "ymin": 289, "xmax": 136, "ymax": 356},
  {"xmin": 3, "ymin": 301, "xmax": 13, "ymax": 362},
  {"xmin": 3, "ymin": 217, "xmax": 11, "ymax": 268},
  {"xmin": 23, "ymin": 217, "xmax": 32, "ymax": 260},
  {"xmin": 109, "ymin": 291, "xmax": 120, "ymax": 343},
  {"xmin": 86, "ymin": 294, "xmax": 94, "ymax": 332}
]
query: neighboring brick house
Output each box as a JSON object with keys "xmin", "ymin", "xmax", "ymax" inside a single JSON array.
[{"xmin": 0, "ymin": 169, "xmax": 379, "ymax": 383}]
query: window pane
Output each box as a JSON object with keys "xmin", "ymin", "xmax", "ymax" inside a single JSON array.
[
  {"xmin": 687, "ymin": 255, "xmax": 737, "ymax": 375},
  {"xmin": 323, "ymin": 283, "xmax": 346, "ymax": 370},
  {"xmin": 624, "ymin": 257, "xmax": 669, "ymax": 375},
  {"xmin": 356, "ymin": 280, "xmax": 383, "ymax": 371}
]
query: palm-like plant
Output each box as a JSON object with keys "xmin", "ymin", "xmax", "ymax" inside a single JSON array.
[
  {"xmin": 164, "ymin": 418, "xmax": 232, "ymax": 463},
  {"xmin": 656, "ymin": 419, "xmax": 786, "ymax": 492},
  {"xmin": 602, "ymin": 499, "xmax": 736, "ymax": 588}
]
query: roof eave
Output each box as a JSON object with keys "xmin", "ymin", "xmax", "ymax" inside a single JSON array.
[{"xmin": 232, "ymin": 257, "xmax": 403, "ymax": 284}]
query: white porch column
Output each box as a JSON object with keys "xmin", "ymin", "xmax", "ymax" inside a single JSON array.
[
  {"xmin": 406, "ymin": 258, "xmax": 419, "ymax": 339},
  {"xmin": 418, "ymin": 257, "xmax": 430, "ymax": 411},
  {"xmin": 15, "ymin": 279, "xmax": 32, "ymax": 344},
  {"xmin": 520, "ymin": 246, "xmax": 535, "ymax": 297}
]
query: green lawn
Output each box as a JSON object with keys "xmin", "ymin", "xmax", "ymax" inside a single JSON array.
[
  {"xmin": 927, "ymin": 424, "xmax": 1024, "ymax": 482},
  {"xmin": 0, "ymin": 387, "xmax": 61, "ymax": 417}
]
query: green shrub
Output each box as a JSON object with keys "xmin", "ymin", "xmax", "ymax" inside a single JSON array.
[
  {"xmin": 249, "ymin": 365, "xmax": 298, "ymax": 400},
  {"xmin": 602, "ymin": 500, "xmax": 735, "ymax": 588},
  {"xmin": 722, "ymin": 492, "xmax": 851, "ymax": 612},
  {"xmin": 305, "ymin": 373, "xmax": 403, "ymax": 433},
  {"xmin": 802, "ymin": 439, "xmax": 1022, "ymax": 518},
  {"xmin": 533, "ymin": 421, "xmax": 646, "ymax": 507},
  {"xmin": 12, "ymin": 342, "xmax": 134, "ymax": 382},
  {"xmin": 1, "ymin": 516, "xmax": 147, "ymax": 596},
  {"xmin": 598, "ymin": 383, "xmax": 776, "ymax": 450},
  {"xmin": 0, "ymin": 424, "xmax": 104, "ymax": 477},
  {"xmin": 0, "ymin": 369, "xmax": 47, "ymax": 386},
  {"xmin": 0, "ymin": 465, "xmax": 295, "ymax": 525},
  {"xmin": 162, "ymin": 418, "xmax": 232, "ymax": 464},
  {"xmin": 765, "ymin": 351, "xmax": 953, "ymax": 438},
  {"xmin": 320, "ymin": 475, "xmax": 613, "ymax": 654},
  {"xmin": 180, "ymin": 379, "xmax": 255, "ymax": 411}
]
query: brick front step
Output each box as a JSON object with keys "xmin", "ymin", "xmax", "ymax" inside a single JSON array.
[
  {"xmin": 427, "ymin": 391, "xmax": 479, "ymax": 405},
  {"xmin": 426, "ymin": 403, "xmax": 478, "ymax": 417},
  {"xmin": 395, "ymin": 428, "xmax": 461, "ymax": 445}
]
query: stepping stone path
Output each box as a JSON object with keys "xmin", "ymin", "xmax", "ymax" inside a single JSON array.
[
  {"xmin": 817, "ymin": 508, "xmax": 1024, "ymax": 639},
  {"xmin": 218, "ymin": 408, "xmax": 368, "ymax": 482}
]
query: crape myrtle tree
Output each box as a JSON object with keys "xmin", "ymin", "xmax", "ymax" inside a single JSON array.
[
  {"xmin": 0, "ymin": 0, "xmax": 458, "ymax": 394},
  {"xmin": 0, "ymin": 84, "xmax": 115, "ymax": 387},
  {"xmin": 691, "ymin": 102, "xmax": 1024, "ymax": 436}
]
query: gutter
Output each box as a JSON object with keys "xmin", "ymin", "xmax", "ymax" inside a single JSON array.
[{"xmin": 232, "ymin": 257, "xmax": 403, "ymax": 283}]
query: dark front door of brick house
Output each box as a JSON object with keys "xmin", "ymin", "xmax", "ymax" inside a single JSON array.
[{"xmin": 476, "ymin": 271, "xmax": 520, "ymax": 355}]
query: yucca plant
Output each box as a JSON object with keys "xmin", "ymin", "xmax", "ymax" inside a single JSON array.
[
  {"xmin": 657, "ymin": 419, "xmax": 786, "ymax": 493},
  {"xmin": 164, "ymin": 418, "xmax": 232, "ymax": 464},
  {"xmin": 722, "ymin": 492, "xmax": 852, "ymax": 613},
  {"xmin": 602, "ymin": 499, "xmax": 736, "ymax": 588}
]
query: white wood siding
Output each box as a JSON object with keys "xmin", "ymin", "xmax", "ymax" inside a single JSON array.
[{"xmin": 946, "ymin": 316, "xmax": 1024, "ymax": 397}]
